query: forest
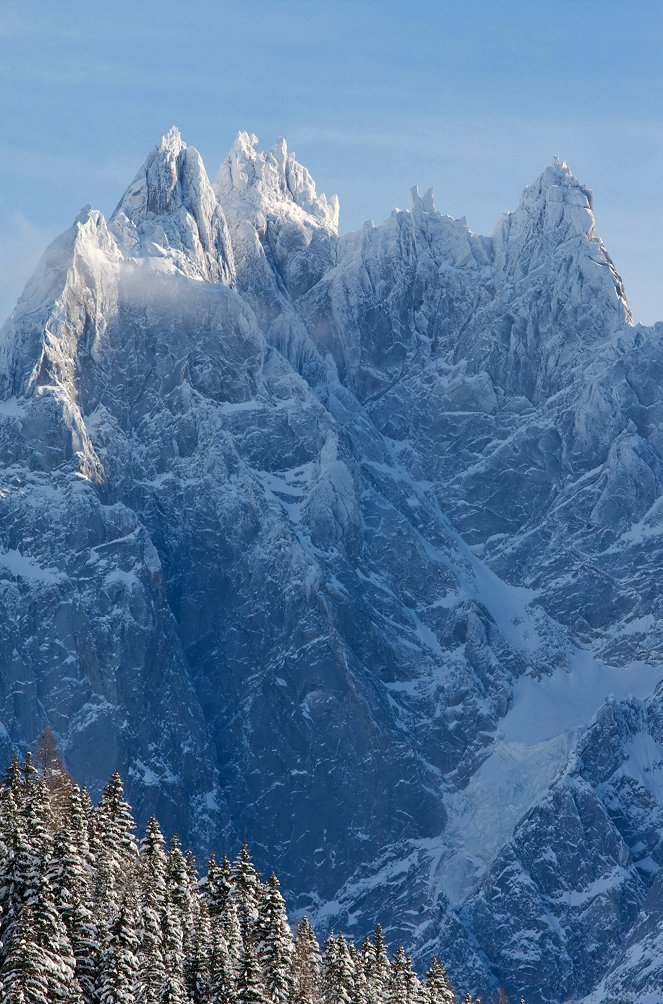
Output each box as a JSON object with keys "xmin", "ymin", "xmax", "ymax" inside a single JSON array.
[{"xmin": 0, "ymin": 740, "xmax": 521, "ymax": 1004}]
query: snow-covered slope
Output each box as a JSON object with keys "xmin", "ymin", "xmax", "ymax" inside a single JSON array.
[{"xmin": 1, "ymin": 128, "xmax": 662, "ymax": 1002}]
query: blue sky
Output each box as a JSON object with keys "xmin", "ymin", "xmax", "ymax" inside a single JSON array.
[{"xmin": 1, "ymin": 0, "xmax": 662, "ymax": 322}]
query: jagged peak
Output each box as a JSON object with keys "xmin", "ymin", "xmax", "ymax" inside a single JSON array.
[
  {"xmin": 109, "ymin": 127, "xmax": 234, "ymax": 284},
  {"xmin": 111, "ymin": 126, "xmax": 205, "ymax": 222},
  {"xmin": 157, "ymin": 124, "xmax": 185, "ymax": 157},
  {"xmin": 409, "ymin": 185, "xmax": 437, "ymax": 214},
  {"xmin": 513, "ymin": 157, "xmax": 595, "ymax": 226},
  {"xmin": 492, "ymin": 159, "xmax": 632, "ymax": 324},
  {"xmin": 215, "ymin": 131, "xmax": 339, "ymax": 234}
]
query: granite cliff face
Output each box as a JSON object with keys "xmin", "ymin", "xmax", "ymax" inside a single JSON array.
[{"xmin": 1, "ymin": 128, "xmax": 663, "ymax": 1001}]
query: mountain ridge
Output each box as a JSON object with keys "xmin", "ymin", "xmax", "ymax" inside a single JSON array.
[{"xmin": 1, "ymin": 128, "xmax": 662, "ymax": 1002}]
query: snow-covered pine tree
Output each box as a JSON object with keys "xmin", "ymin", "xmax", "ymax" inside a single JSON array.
[
  {"xmin": 293, "ymin": 917, "xmax": 322, "ymax": 1004},
  {"xmin": 47, "ymin": 803, "xmax": 98, "ymax": 1004},
  {"xmin": 221, "ymin": 895, "xmax": 245, "ymax": 968},
  {"xmin": 424, "ymin": 959, "xmax": 456, "ymax": 1004},
  {"xmin": 0, "ymin": 907, "xmax": 51, "ymax": 1004},
  {"xmin": 29, "ymin": 865, "xmax": 83, "ymax": 1003},
  {"xmin": 203, "ymin": 852, "xmax": 234, "ymax": 918},
  {"xmin": 99, "ymin": 896, "xmax": 140, "ymax": 1004},
  {"xmin": 96, "ymin": 773, "xmax": 137, "ymax": 870},
  {"xmin": 232, "ymin": 841, "xmax": 261, "ymax": 941},
  {"xmin": 184, "ymin": 891, "xmax": 212, "ymax": 1003},
  {"xmin": 21, "ymin": 775, "xmax": 53, "ymax": 914},
  {"xmin": 321, "ymin": 933, "xmax": 356, "ymax": 1004},
  {"xmin": 366, "ymin": 923, "xmax": 391, "ymax": 1003},
  {"xmin": 135, "ymin": 818, "xmax": 169, "ymax": 1004},
  {"xmin": 209, "ymin": 929, "xmax": 236, "ymax": 1004},
  {"xmin": 0, "ymin": 787, "xmax": 31, "ymax": 947},
  {"xmin": 349, "ymin": 940, "xmax": 369, "ymax": 1004},
  {"xmin": 163, "ymin": 834, "xmax": 196, "ymax": 999},
  {"xmin": 388, "ymin": 947, "xmax": 419, "ymax": 1004},
  {"xmin": 3, "ymin": 756, "xmax": 22, "ymax": 799},
  {"xmin": 94, "ymin": 773, "xmax": 138, "ymax": 929},
  {"xmin": 256, "ymin": 871, "xmax": 294, "ymax": 1004},
  {"xmin": 236, "ymin": 940, "xmax": 269, "ymax": 1004}
]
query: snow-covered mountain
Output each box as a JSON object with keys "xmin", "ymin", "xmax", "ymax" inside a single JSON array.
[{"xmin": 1, "ymin": 127, "xmax": 663, "ymax": 1001}]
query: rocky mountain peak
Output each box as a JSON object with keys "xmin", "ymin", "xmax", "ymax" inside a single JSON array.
[
  {"xmin": 0, "ymin": 133, "xmax": 661, "ymax": 1003},
  {"xmin": 491, "ymin": 158, "xmax": 632, "ymax": 328},
  {"xmin": 216, "ymin": 130, "xmax": 339, "ymax": 235},
  {"xmin": 110, "ymin": 127, "xmax": 234, "ymax": 284}
]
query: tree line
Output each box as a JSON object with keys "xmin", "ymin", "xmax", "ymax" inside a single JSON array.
[{"xmin": 0, "ymin": 746, "xmax": 521, "ymax": 1004}]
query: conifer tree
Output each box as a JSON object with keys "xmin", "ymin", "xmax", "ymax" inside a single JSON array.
[
  {"xmin": 163, "ymin": 834, "xmax": 195, "ymax": 999},
  {"xmin": 209, "ymin": 930, "xmax": 236, "ymax": 1004},
  {"xmin": 48, "ymin": 790, "xmax": 98, "ymax": 1003},
  {"xmin": 136, "ymin": 816, "xmax": 168, "ymax": 1002},
  {"xmin": 221, "ymin": 895, "xmax": 245, "ymax": 967},
  {"xmin": 99, "ymin": 897, "xmax": 140, "ymax": 1004},
  {"xmin": 29, "ymin": 867, "xmax": 83, "ymax": 1004},
  {"xmin": 388, "ymin": 947, "xmax": 419, "ymax": 1004},
  {"xmin": 232, "ymin": 841, "xmax": 261, "ymax": 940},
  {"xmin": 0, "ymin": 907, "xmax": 51, "ymax": 1004},
  {"xmin": 184, "ymin": 895, "xmax": 212, "ymax": 1004},
  {"xmin": 4, "ymin": 756, "xmax": 22, "ymax": 799},
  {"xmin": 236, "ymin": 941, "xmax": 268, "ymax": 1004},
  {"xmin": 203, "ymin": 852, "xmax": 233, "ymax": 918},
  {"xmin": 96, "ymin": 772, "xmax": 137, "ymax": 868},
  {"xmin": 424, "ymin": 959, "xmax": 456, "ymax": 1004},
  {"xmin": 34, "ymin": 727, "xmax": 73, "ymax": 828},
  {"xmin": 293, "ymin": 917, "xmax": 322, "ymax": 1004},
  {"xmin": 322, "ymin": 933, "xmax": 355, "ymax": 1004},
  {"xmin": 0, "ymin": 788, "xmax": 31, "ymax": 946},
  {"xmin": 95, "ymin": 773, "xmax": 138, "ymax": 928},
  {"xmin": 256, "ymin": 872, "xmax": 294, "ymax": 1004}
]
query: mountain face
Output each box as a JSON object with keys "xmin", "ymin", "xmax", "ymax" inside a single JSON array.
[{"xmin": 1, "ymin": 127, "xmax": 663, "ymax": 1001}]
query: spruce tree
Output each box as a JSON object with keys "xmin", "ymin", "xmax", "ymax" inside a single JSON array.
[
  {"xmin": 136, "ymin": 817, "xmax": 168, "ymax": 1003},
  {"xmin": 203, "ymin": 852, "xmax": 233, "ymax": 918},
  {"xmin": 29, "ymin": 867, "xmax": 83, "ymax": 1004},
  {"xmin": 370, "ymin": 924, "xmax": 391, "ymax": 1001},
  {"xmin": 163, "ymin": 835, "xmax": 194, "ymax": 999},
  {"xmin": 94, "ymin": 773, "xmax": 138, "ymax": 928},
  {"xmin": 388, "ymin": 947, "xmax": 418, "ymax": 1004},
  {"xmin": 0, "ymin": 907, "xmax": 51, "ymax": 1004},
  {"xmin": 0, "ymin": 788, "xmax": 32, "ymax": 946},
  {"xmin": 221, "ymin": 895, "xmax": 245, "ymax": 967},
  {"xmin": 48, "ymin": 792, "xmax": 98, "ymax": 1004},
  {"xmin": 322, "ymin": 933, "xmax": 355, "ymax": 1004},
  {"xmin": 424, "ymin": 959, "xmax": 456, "ymax": 1004},
  {"xmin": 236, "ymin": 941, "xmax": 268, "ymax": 1004},
  {"xmin": 99, "ymin": 897, "xmax": 140, "ymax": 1004},
  {"xmin": 256, "ymin": 872, "xmax": 294, "ymax": 1004},
  {"xmin": 209, "ymin": 929, "xmax": 236, "ymax": 1004},
  {"xmin": 293, "ymin": 917, "xmax": 322, "ymax": 1004},
  {"xmin": 232, "ymin": 841, "xmax": 261, "ymax": 941}
]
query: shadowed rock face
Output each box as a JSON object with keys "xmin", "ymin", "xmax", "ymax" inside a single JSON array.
[{"xmin": 1, "ymin": 131, "xmax": 662, "ymax": 1002}]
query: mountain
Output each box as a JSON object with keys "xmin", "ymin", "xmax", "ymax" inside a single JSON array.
[{"xmin": 1, "ymin": 127, "xmax": 663, "ymax": 1002}]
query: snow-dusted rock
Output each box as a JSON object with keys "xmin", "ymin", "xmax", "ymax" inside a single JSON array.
[{"xmin": 1, "ymin": 129, "xmax": 662, "ymax": 1002}]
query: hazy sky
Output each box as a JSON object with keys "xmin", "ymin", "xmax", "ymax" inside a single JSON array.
[{"xmin": 1, "ymin": 0, "xmax": 662, "ymax": 323}]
